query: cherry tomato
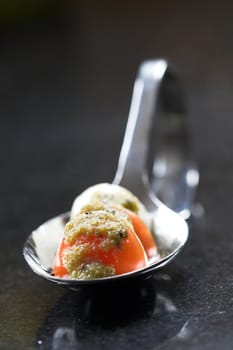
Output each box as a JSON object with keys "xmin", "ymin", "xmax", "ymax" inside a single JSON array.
[
  {"xmin": 53, "ymin": 238, "xmax": 69, "ymax": 277},
  {"xmin": 124, "ymin": 209, "xmax": 157, "ymax": 260},
  {"xmin": 107, "ymin": 228, "xmax": 148, "ymax": 275},
  {"xmin": 53, "ymin": 227, "xmax": 147, "ymax": 278}
]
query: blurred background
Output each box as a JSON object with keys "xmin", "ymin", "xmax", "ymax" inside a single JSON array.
[
  {"xmin": 2, "ymin": 0, "xmax": 233, "ymax": 226},
  {"xmin": 1, "ymin": 0, "xmax": 233, "ymax": 231},
  {"xmin": 2, "ymin": 1, "xmax": 233, "ymax": 348}
]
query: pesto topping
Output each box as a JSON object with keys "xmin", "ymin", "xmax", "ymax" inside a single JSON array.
[
  {"xmin": 80, "ymin": 191, "xmax": 139, "ymax": 214},
  {"xmin": 63, "ymin": 244, "xmax": 115, "ymax": 279},
  {"xmin": 63, "ymin": 244, "xmax": 89, "ymax": 273},
  {"xmin": 64, "ymin": 209, "xmax": 132, "ymax": 246},
  {"xmin": 62, "ymin": 209, "xmax": 134, "ymax": 279},
  {"xmin": 63, "ymin": 242, "xmax": 116, "ymax": 279},
  {"xmin": 69, "ymin": 262, "xmax": 115, "ymax": 280},
  {"xmin": 121, "ymin": 199, "xmax": 139, "ymax": 213}
]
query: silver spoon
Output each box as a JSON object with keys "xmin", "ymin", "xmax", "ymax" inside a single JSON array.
[{"xmin": 24, "ymin": 60, "xmax": 197, "ymax": 287}]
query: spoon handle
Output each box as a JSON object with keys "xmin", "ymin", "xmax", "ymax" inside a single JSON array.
[{"xmin": 113, "ymin": 60, "xmax": 199, "ymax": 218}]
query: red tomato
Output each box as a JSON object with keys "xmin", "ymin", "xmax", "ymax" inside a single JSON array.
[
  {"xmin": 53, "ymin": 238, "xmax": 69, "ymax": 277},
  {"xmin": 53, "ymin": 227, "xmax": 147, "ymax": 278},
  {"xmin": 106, "ymin": 228, "xmax": 148, "ymax": 275},
  {"xmin": 124, "ymin": 209, "xmax": 157, "ymax": 260}
]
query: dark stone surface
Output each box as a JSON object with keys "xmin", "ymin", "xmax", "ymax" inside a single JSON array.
[{"xmin": 1, "ymin": 1, "xmax": 233, "ymax": 349}]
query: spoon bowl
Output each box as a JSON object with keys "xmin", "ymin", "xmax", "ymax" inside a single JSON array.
[{"xmin": 23, "ymin": 205, "xmax": 188, "ymax": 287}]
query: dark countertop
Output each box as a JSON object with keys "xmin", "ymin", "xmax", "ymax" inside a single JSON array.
[{"xmin": 1, "ymin": 2, "xmax": 233, "ymax": 349}]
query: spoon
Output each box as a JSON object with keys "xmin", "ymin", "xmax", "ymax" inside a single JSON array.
[{"xmin": 24, "ymin": 60, "xmax": 196, "ymax": 287}]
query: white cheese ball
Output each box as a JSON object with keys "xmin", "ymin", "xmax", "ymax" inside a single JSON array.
[{"xmin": 71, "ymin": 183, "xmax": 152, "ymax": 229}]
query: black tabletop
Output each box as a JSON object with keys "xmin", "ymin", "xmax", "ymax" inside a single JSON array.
[{"xmin": 1, "ymin": 1, "xmax": 233, "ymax": 349}]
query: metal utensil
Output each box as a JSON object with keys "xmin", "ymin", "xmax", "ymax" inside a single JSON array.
[{"xmin": 24, "ymin": 60, "xmax": 196, "ymax": 287}]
